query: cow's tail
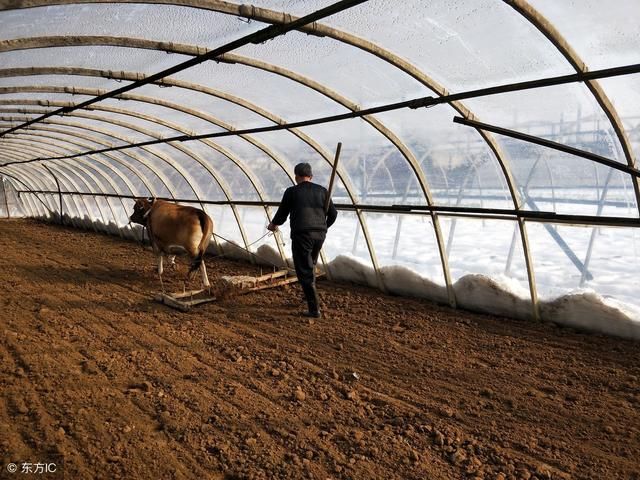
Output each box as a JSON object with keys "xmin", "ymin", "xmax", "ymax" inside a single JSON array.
[{"xmin": 189, "ymin": 210, "xmax": 214, "ymax": 274}]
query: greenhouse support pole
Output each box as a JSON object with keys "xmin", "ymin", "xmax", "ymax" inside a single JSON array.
[
  {"xmin": 44, "ymin": 165, "xmax": 62, "ymax": 225},
  {"xmin": 2, "ymin": 178, "xmax": 10, "ymax": 218}
]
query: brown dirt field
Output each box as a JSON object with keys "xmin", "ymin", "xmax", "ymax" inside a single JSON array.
[{"xmin": 0, "ymin": 218, "xmax": 639, "ymax": 480}]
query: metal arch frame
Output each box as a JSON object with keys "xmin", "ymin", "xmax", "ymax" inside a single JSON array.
[
  {"xmin": 1, "ymin": 127, "xmax": 153, "ymax": 206},
  {"xmin": 0, "ymin": 85, "xmax": 374, "ymax": 282},
  {"xmin": 3, "ymin": 176, "xmax": 38, "ymax": 216},
  {"xmin": 0, "ymin": 153, "xmax": 75, "ymax": 219},
  {"xmin": 2, "ymin": 168, "xmax": 53, "ymax": 217},
  {"xmin": 0, "ymin": 132, "xmax": 186, "ymax": 241},
  {"xmin": 0, "ymin": 72, "xmax": 341, "ymax": 271},
  {"xmin": 0, "ymin": 175, "xmax": 34, "ymax": 217},
  {"xmin": 505, "ymin": 0, "xmax": 640, "ymax": 214},
  {"xmin": 0, "ymin": 118, "xmax": 193, "ymax": 233},
  {"xmin": 0, "ymin": 115, "xmax": 227, "ymax": 248},
  {"xmin": 0, "ymin": 117, "xmax": 171, "ymax": 199},
  {"xmin": 0, "ymin": 87, "xmax": 295, "ymax": 266},
  {"xmin": 0, "ymin": 0, "xmax": 372, "ymax": 140},
  {"xmin": 503, "ymin": 0, "xmax": 640, "ymax": 318},
  {"xmin": 0, "ymin": 40, "xmax": 448, "ymax": 199},
  {"xmin": 0, "ymin": 143, "xmax": 109, "ymax": 228},
  {"xmin": 3, "ymin": 102, "xmax": 290, "ymax": 262},
  {"xmin": 0, "ymin": 37, "xmax": 452, "ymax": 294},
  {"xmin": 0, "ymin": 121, "xmax": 216, "ymax": 250},
  {"xmin": 0, "ymin": 3, "xmax": 588, "ymax": 311},
  {"xmin": 0, "ymin": 134, "xmax": 138, "ymax": 234},
  {"xmin": 2, "ymin": 113, "xmax": 289, "ymax": 263},
  {"xmin": 0, "ymin": 91, "xmax": 269, "ymax": 259},
  {"xmin": 0, "ymin": 68, "xmax": 380, "ymax": 275},
  {"xmin": 0, "ymin": 0, "xmax": 640, "ymax": 314},
  {"xmin": 0, "ymin": 168, "xmax": 54, "ymax": 214},
  {"xmin": 0, "ymin": 110, "xmax": 248, "ymax": 250},
  {"xmin": 1, "ymin": 161, "xmax": 78, "ymax": 220},
  {"xmin": 0, "ymin": 112, "xmax": 253, "ymax": 258}
]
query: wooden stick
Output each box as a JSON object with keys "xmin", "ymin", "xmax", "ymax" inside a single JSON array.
[{"xmin": 324, "ymin": 142, "xmax": 342, "ymax": 214}]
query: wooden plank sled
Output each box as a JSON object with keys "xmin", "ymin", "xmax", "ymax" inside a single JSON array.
[
  {"xmin": 154, "ymin": 270, "xmax": 324, "ymax": 311},
  {"xmin": 153, "ymin": 289, "xmax": 216, "ymax": 312},
  {"xmin": 221, "ymin": 269, "xmax": 325, "ymax": 295}
]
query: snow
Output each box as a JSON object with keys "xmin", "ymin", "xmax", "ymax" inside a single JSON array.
[
  {"xmin": 540, "ymin": 290, "xmax": 640, "ymax": 340},
  {"xmin": 453, "ymin": 274, "xmax": 533, "ymax": 321}
]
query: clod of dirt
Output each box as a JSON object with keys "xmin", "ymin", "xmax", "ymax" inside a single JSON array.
[{"xmin": 293, "ymin": 387, "xmax": 306, "ymax": 402}]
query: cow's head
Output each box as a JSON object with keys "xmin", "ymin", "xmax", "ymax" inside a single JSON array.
[{"xmin": 129, "ymin": 198, "xmax": 154, "ymax": 225}]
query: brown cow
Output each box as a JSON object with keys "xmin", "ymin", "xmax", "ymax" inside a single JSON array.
[{"xmin": 130, "ymin": 198, "xmax": 213, "ymax": 291}]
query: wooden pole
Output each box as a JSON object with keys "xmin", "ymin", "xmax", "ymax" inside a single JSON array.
[
  {"xmin": 321, "ymin": 142, "xmax": 342, "ymax": 282},
  {"xmin": 324, "ymin": 142, "xmax": 342, "ymax": 214}
]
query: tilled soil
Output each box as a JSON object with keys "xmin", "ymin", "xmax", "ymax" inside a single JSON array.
[{"xmin": 0, "ymin": 218, "xmax": 639, "ymax": 480}]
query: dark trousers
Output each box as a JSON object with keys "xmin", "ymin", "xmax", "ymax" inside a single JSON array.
[{"xmin": 291, "ymin": 230, "xmax": 326, "ymax": 313}]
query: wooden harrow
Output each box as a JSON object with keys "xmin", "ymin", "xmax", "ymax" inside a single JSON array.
[{"xmin": 153, "ymin": 268, "xmax": 324, "ymax": 312}]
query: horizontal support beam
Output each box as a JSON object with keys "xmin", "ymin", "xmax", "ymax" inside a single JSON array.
[
  {"xmin": 13, "ymin": 189, "xmax": 640, "ymax": 228},
  {"xmin": 0, "ymin": 0, "xmax": 368, "ymax": 139},
  {"xmin": 3, "ymin": 61, "xmax": 640, "ymax": 167},
  {"xmin": 453, "ymin": 116, "xmax": 640, "ymax": 177}
]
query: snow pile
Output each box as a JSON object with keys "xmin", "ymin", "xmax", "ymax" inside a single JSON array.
[
  {"xmin": 540, "ymin": 290, "xmax": 640, "ymax": 340},
  {"xmin": 213, "ymin": 241, "xmax": 254, "ymax": 263},
  {"xmin": 453, "ymin": 274, "xmax": 533, "ymax": 321},
  {"xmin": 209, "ymin": 241, "xmax": 287, "ymax": 268},
  {"xmin": 326, "ymin": 254, "xmax": 378, "ymax": 288},
  {"xmin": 379, "ymin": 264, "xmax": 449, "ymax": 304},
  {"xmin": 255, "ymin": 243, "xmax": 287, "ymax": 268}
]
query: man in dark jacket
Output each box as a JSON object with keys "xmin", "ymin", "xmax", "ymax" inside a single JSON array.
[{"xmin": 267, "ymin": 162, "xmax": 338, "ymax": 318}]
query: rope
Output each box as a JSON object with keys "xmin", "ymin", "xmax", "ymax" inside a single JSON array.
[{"xmin": 212, "ymin": 230, "xmax": 295, "ymax": 272}]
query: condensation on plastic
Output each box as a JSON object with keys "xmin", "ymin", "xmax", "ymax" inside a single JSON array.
[
  {"xmin": 325, "ymin": 0, "xmax": 574, "ymax": 91},
  {"xmin": 0, "ymin": 4, "xmax": 262, "ymax": 45},
  {"xmin": 529, "ymin": 0, "xmax": 640, "ymax": 70},
  {"xmin": 235, "ymin": 31, "xmax": 431, "ymax": 107}
]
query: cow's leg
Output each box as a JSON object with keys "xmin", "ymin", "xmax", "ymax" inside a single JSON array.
[
  {"xmin": 157, "ymin": 253, "xmax": 165, "ymax": 293},
  {"xmin": 200, "ymin": 261, "xmax": 211, "ymax": 290}
]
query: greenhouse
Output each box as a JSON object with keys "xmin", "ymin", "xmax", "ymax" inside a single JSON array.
[{"xmin": 0, "ymin": 1, "xmax": 639, "ymax": 479}]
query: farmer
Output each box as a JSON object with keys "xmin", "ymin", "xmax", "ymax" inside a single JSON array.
[{"xmin": 268, "ymin": 162, "xmax": 338, "ymax": 318}]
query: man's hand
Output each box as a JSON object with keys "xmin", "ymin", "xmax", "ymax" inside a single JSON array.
[{"xmin": 267, "ymin": 222, "xmax": 278, "ymax": 232}]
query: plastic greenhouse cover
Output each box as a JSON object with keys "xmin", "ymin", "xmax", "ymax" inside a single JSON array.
[
  {"xmin": 0, "ymin": 0, "xmax": 640, "ymax": 339},
  {"xmin": 324, "ymin": 0, "xmax": 574, "ymax": 90},
  {"xmin": 529, "ymin": 0, "xmax": 640, "ymax": 70}
]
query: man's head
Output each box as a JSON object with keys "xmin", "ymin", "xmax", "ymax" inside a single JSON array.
[{"xmin": 294, "ymin": 163, "xmax": 313, "ymax": 184}]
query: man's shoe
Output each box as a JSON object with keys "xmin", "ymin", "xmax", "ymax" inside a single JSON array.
[{"xmin": 302, "ymin": 311, "xmax": 321, "ymax": 319}]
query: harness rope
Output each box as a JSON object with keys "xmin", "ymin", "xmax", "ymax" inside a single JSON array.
[{"xmin": 212, "ymin": 230, "xmax": 296, "ymax": 272}]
